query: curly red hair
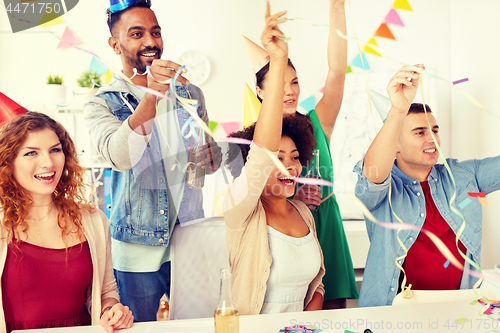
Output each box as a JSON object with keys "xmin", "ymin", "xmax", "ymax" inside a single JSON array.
[{"xmin": 0, "ymin": 112, "xmax": 93, "ymax": 245}]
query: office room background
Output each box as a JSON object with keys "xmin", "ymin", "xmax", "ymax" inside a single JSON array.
[{"xmin": 0, "ymin": 0, "xmax": 498, "ymax": 270}]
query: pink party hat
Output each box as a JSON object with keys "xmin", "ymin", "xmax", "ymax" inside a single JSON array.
[{"xmin": 242, "ymin": 35, "xmax": 270, "ymax": 74}]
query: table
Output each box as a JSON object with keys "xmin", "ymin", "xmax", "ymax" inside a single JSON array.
[
  {"xmin": 14, "ymin": 299, "xmax": 500, "ymax": 333},
  {"xmin": 482, "ymin": 269, "xmax": 500, "ymax": 299}
]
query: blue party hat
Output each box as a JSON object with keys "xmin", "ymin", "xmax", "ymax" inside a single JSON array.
[{"xmin": 110, "ymin": 0, "xmax": 138, "ymax": 13}]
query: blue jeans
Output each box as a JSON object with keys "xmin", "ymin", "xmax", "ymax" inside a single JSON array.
[{"xmin": 114, "ymin": 261, "xmax": 171, "ymax": 322}]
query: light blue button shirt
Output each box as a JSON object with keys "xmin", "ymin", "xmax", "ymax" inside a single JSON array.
[{"xmin": 353, "ymin": 156, "xmax": 500, "ymax": 307}]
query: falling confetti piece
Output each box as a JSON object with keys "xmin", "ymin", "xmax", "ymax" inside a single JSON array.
[
  {"xmin": 453, "ymin": 78, "xmax": 469, "ymax": 85},
  {"xmin": 458, "ymin": 197, "xmax": 472, "ymax": 209}
]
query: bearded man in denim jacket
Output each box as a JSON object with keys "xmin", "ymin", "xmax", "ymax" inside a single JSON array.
[
  {"xmin": 354, "ymin": 65, "xmax": 500, "ymax": 307},
  {"xmin": 84, "ymin": 0, "xmax": 221, "ymax": 321}
]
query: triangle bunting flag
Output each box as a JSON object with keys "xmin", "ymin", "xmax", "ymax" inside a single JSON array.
[
  {"xmin": 375, "ymin": 23, "xmax": 396, "ymax": 40},
  {"xmin": 385, "ymin": 8, "xmax": 405, "ymax": 26},
  {"xmin": 364, "ymin": 44, "xmax": 381, "ymax": 57},
  {"xmin": 39, "ymin": 15, "xmax": 64, "ymax": 27},
  {"xmin": 393, "ymin": 0, "xmax": 413, "ymax": 11},
  {"xmin": 351, "ymin": 52, "xmax": 370, "ymax": 70},
  {"xmin": 57, "ymin": 27, "xmax": 82, "ymax": 48},
  {"xmin": 299, "ymin": 95, "xmax": 316, "ymax": 112},
  {"xmin": 88, "ymin": 56, "xmax": 108, "ymax": 75},
  {"xmin": 209, "ymin": 121, "xmax": 219, "ymax": 133},
  {"xmin": 37, "ymin": 8, "xmax": 62, "ymax": 26},
  {"xmin": 364, "ymin": 38, "xmax": 382, "ymax": 57},
  {"xmin": 104, "ymin": 70, "xmax": 113, "ymax": 84},
  {"xmin": 221, "ymin": 122, "xmax": 241, "ymax": 136}
]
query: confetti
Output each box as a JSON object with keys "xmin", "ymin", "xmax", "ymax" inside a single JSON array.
[
  {"xmin": 453, "ymin": 78, "xmax": 469, "ymax": 85},
  {"xmin": 458, "ymin": 198, "xmax": 472, "ymax": 209}
]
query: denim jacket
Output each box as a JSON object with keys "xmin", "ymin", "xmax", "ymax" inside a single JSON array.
[
  {"xmin": 84, "ymin": 79, "xmax": 208, "ymax": 246},
  {"xmin": 354, "ymin": 156, "xmax": 500, "ymax": 307}
]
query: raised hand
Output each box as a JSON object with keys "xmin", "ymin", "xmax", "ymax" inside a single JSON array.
[
  {"xmin": 362, "ymin": 64, "xmax": 425, "ymax": 184},
  {"xmin": 387, "ymin": 64, "xmax": 424, "ymax": 114},
  {"xmin": 253, "ymin": 1, "xmax": 289, "ymax": 150},
  {"xmin": 261, "ymin": 0, "xmax": 288, "ymax": 61}
]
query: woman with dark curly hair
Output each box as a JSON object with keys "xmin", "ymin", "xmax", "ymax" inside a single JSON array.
[
  {"xmin": 226, "ymin": 115, "xmax": 315, "ymax": 179},
  {"xmin": 223, "ymin": 2, "xmax": 325, "ymax": 315},
  {"xmin": 245, "ymin": 0, "xmax": 359, "ymax": 309},
  {"xmin": 0, "ymin": 112, "xmax": 133, "ymax": 332}
]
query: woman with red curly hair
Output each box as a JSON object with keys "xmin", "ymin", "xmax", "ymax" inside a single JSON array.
[{"xmin": 0, "ymin": 112, "xmax": 133, "ymax": 332}]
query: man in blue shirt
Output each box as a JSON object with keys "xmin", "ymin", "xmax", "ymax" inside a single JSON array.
[
  {"xmin": 354, "ymin": 65, "xmax": 500, "ymax": 307},
  {"xmin": 85, "ymin": 0, "xmax": 221, "ymax": 321}
]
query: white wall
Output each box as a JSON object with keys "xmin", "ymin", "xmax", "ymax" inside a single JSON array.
[
  {"xmin": 0, "ymin": 0, "xmax": 498, "ymax": 268},
  {"xmin": 450, "ymin": 1, "xmax": 500, "ymax": 269},
  {"xmin": 0, "ymin": 0, "xmax": 452, "ymax": 127}
]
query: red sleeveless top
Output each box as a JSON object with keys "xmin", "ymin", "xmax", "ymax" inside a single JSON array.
[{"xmin": 2, "ymin": 240, "xmax": 93, "ymax": 332}]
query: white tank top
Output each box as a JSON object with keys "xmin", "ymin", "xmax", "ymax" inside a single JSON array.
[{"xmin": 260, "ymin": 226, "xmax": 321, "ymax": 314}]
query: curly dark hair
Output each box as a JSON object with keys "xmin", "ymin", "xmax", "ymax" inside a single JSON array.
[
  {"xmin": 0, "ymin": 112, "xmax": 93, "ymax": 246},
  {"xmin": 226, "ymin": 113, "xmax": 316, "ymax": 178},
  {"xmin": 106, "ymin": 0, "xmax": 152, "ymax": 36}
]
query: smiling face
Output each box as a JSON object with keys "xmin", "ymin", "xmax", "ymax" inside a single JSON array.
[
  {"xmin": 396, "ymin": 112, "xmax": 441, "ymax": 181},
  {"xmin": 12, "ymin": 129, "xmax": 65, "ymax": 202},
  {"xmin": 257, "ymin": 65, "xmax": 300, "ymax": 117},
  {"xmin": 109, "ymin": 7, "xmax": 163, "ymax": 76},
  {"xmin": 262, "ymin": 135, "xmax": 303, "ymax": 199}
]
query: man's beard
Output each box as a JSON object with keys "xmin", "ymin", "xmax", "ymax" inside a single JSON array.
[{"xmin": 123, "ymin": 45, "xmax": 162, "ymax": 74}]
